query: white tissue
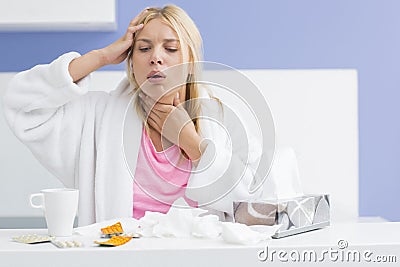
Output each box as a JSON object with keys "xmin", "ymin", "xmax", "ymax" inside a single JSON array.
[
  {"xmin": 262, "ymin": 146, "xmax": 303, "ymax": 200},
  {"xmin": 221, "ymin": 223, "xmax": 281, "ymax": 245},
  {"xmin": 138, "ymin": 198, "xmax": 215, "ymax": 238},
  {"xmin": 138, "ymin": 198, "xmax": 279, "ymax": 244},
  {"xmin": 192, "ymin": 215, "xmax": 222, "ymax": 239},
  {"xmin": 75, "ymin": 198, "xmax": 280, "ymax": 245}
]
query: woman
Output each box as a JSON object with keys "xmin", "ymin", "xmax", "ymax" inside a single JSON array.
[{"xmin": 3, "ymin": 5, "xmax": 263, "ymax": 226}]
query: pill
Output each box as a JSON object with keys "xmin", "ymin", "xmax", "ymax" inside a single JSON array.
[{"xmin": 51, "ymin": 240, "xmax": 83, "ymax": 248}]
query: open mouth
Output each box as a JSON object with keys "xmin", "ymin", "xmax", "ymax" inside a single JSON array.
[
  {"xmin": 147, "ymin": 71, "xmax": 166, "ymax": 82},
  {"xmin": 147, "ymin": 74, "xmax": 165, "ymax": 79}
]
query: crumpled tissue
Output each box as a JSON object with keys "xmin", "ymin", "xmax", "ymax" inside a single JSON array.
[
  {"xmin": 138, "ymin": 198, "xmax": 222, "ymax": 239},
  {"xmin": 75, "ymin": 198, "xmax": 280, "ymax": 245}
]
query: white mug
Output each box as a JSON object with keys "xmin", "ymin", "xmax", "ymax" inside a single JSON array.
[{"xmin": 30, "ymin": 188, "xmax": 79, "ymax": 237}]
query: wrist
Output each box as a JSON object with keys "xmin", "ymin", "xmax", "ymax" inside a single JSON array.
[
  {"xmin": 68, "ymin": 49, "xmax": 105, "ymax": 83},
  {"xmin": 181, "ymin": 133, "xmax": 207, "ymax": 162},
  {"xmin": 93, "ymin": 49, "xmax": 108, "ymax": 68}
]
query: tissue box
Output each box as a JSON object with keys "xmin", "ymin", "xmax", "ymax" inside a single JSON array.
[{"xmin": 233, "ymin": 194, "xmax": 330, "ymax": 238}]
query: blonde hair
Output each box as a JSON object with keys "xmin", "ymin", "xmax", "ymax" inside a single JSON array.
[{"xmin": 126, "ymin": 5, "xmax": 203, "ymax": 134}]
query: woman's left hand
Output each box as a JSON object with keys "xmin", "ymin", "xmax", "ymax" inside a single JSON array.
[{"xmin": 139, "ymin": 92, "xmax": 205, "ymax": 160}]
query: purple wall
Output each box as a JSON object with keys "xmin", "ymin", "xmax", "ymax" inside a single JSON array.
[{"xmin": 1, "ymin": 0, "xmax": 399, "ymax": 221}]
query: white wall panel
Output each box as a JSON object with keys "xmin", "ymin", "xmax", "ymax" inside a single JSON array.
[{"xmin": 0, "ymin": 0, "xmax": 116, "ymax": 31}]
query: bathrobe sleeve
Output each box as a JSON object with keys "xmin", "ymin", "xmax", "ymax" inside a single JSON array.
[
  {"xmin": 186, "ymin": 97, "xmax": 264, "ymax": 218},
  {"xmin": 2, "ymin": 52, "xmax": 102, "ymax": 188}
]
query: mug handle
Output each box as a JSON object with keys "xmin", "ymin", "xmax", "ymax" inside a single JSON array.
[{"xmin": 29, "ymin": 193, "xmax": 45, "ymax": 210}]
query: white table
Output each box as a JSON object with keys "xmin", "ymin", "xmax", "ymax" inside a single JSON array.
[{"xmin": 1, "ymin": 222, "xmax": 399, "ymax": 267}]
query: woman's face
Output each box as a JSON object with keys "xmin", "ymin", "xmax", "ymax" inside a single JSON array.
[{"xmin": 132, "ymin": 18, "xmax": 188, "ymax": 101}]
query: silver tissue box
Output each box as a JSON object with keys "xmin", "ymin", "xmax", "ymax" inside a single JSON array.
[{"xmin": 233, "ymin": 194, "xmax": 330, "ymax": 238}]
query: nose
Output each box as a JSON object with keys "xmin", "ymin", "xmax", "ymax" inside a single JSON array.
[
  {"xmin": 150, "ymin": 49, "xmax": 163, "ymax": 65},
  {"xmin": 150, "ymin": 59, "xmax": 162, "ymax": 65}
]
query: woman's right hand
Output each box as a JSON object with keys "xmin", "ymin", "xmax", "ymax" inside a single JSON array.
[
  {"xmin": 100, "ymin": 9, "xmax": 148, "ymax": 65},
  {"xmin": 69, "ymin": 8, "xmax": 148, "ymax": 82}
]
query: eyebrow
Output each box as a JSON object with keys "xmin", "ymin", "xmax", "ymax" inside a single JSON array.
[{"xmin": 136, "ymin": 38, "xmax": 180, "ymax": 44}]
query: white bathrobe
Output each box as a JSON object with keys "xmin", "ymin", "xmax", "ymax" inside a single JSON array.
[{"xmin": 3, "ymin": 52, "xmax": 263, "ymax": 226}]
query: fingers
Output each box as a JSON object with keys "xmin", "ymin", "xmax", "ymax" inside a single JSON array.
[
  {"xmin": 124, "ymin": 8, "xmax": 150, "ymax": 41},
  {"xmin": 152, "ymin": 103, "xmax": 171, "ymax": 114},
  {"xmin": 129, "ymin": 8, "xmax": 150, "ymax": 27},
  {"xmin": 140, "ymin": 95, "xmax": 155, "ymax": 118},
  {"xmin": 146, "ymin": 106, "xmax": 162, "ymax": 121},
  {"xmin": 147, "ymin": 115, "xmax": 161, "ymax": 134},
  {"xmin": 139, "ymin": 91, "xmax": 171, "ymax": 114},
  {"xmin": 139, "ymin": 91, "xmax": 155, "ymax": 112},
  {"xmin": 141, "ymin": 100, "xmax": 161, "ymax": 129},
  {"xmin": 139, "ymin": 92, "xmax": 163, "ymax": 123},
  {"xmin": 126, "ymin": 24, "xmax": 144, "ymax": 34},
  {"xmin": 173, "ymin": 92, "xmax": 184, "ymax": 109},
  {"xmin": 124, "ymin": 24, "xmax": 144, "ymax": 41}
]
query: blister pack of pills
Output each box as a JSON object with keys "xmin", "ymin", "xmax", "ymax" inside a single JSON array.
[
  {"xmin": 12, "ymin": 234, "xmax": 54, "ymax": 244},
  {"xmin": 95, "ymin": 221, "xmax": 140, "ymax": 246},
  {"xmin": 94, "ymin": 236, "xmax": 132, "ymax": 247},
  {"xmin": 100, "ymin": 222, "xmax": 124, "ymax": 238}
]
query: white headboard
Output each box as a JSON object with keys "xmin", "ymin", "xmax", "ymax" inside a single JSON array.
[{"xmin": 0, "ymin": 69, "xmax": 358, "ymax": 223}]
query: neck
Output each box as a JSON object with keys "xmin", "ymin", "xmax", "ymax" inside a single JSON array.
[{"xmin": 158, "ymin": 85, "xmax": 186, "ymax": 105}]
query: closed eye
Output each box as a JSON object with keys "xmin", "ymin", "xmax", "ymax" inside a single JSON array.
[
  {"xmin": 139, "ymin": 47, "xmax": 150, "ymax": 52},
  {"xmin": 166, "ymin": 48, "xmax": 178, "ymax": 52}
]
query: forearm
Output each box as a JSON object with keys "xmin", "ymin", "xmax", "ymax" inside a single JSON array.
[
  {"xmin": 68, "ymin": 50, "xmax": 106, "ymax": 83},
  {"xmin": 181, "ymin": 133, "xmax": 208, "ymax": 164}
]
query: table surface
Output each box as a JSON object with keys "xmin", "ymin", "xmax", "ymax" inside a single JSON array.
[{"xmin": 1, "ymin": 222, "xmax": 400, "ymax": 267}]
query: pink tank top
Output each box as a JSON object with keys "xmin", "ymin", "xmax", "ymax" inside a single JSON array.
[{"xmin": 133, "ymin": 126, "xmax": 197, "ymax": 219}]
